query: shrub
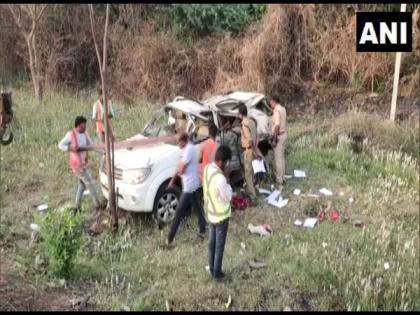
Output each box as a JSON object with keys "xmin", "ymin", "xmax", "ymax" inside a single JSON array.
[
  {"xmin": 37, "ymin": 206, "xmax": 84, "ymax": 279},
  {"xmin": 171, "ymin": 4, "xmax": 267, "ymax": 39}
]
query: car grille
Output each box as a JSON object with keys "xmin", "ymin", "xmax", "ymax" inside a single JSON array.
[
  {"xmin": 101, "ymin": 184, "xmax": 124, "ymax": 200},
  {"xmin": 101, "ymin": 163, "xmax": 123, "ymax": 180}
]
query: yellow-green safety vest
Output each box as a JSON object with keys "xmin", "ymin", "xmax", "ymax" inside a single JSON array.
[{"xmin": 203, "ymin": 163, "xmax": 231, "ymax": 223}]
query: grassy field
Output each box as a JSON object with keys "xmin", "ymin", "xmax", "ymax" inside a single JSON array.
[{"xmin": 0, "ymin": 85, "xmax": 419, "ymax": 311}]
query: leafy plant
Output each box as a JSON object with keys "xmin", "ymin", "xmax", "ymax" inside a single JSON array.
[
  {"xmin": 37, "ymin": 206, "xmax": 84, "ymax": 279},
  {"xmin": 170, "ymin": 4, "xmax": 267, "ymax": 39}
]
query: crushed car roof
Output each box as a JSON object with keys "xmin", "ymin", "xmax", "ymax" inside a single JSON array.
[
  {"xmin": 203, "ymin": 91, "xmax": 265, "ymax": 111},
  {"xmin": 166, "ymin": 97, "xmax": 211, "ymax": 116}
]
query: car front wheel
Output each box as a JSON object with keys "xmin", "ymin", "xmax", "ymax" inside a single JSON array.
[{"xmin": 153, "ymin": 184, "xmax": 181, "ymax": 226}]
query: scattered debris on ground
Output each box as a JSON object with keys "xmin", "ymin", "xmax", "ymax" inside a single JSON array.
[
  {"xmin": 353, "ymin": 219, "xmax": 364, "ymax": 228},
  {"xmin": 225, "ymin": 295, "xmax": 232, "ymax": 309},
  {"xmin": 30, "ymin": 223, "xmax": 40, "ymax": 232},
  {"xmin": 247, "ymin": 224, "xmax": 272, "ymax": 237},
  {"xmin": 266, "ymin": 190, "xmax": 288, "ymax": 208},
  {"xmin": 232, "ymin": 196, "xmax": 251, "ymax": 211},
  {"xmin": 258, "ymin": 188, "xmax": 271, "ymax": 196},
  {"xmin": 248, "ymin": 259, "xmax": 267, "ymax": 269},
  {"xmin": 303, "ymin": 218, "xmax": 318, "ymax": 229},
  {"xmin": 293, "ymin": 170, "xmax": 306, "ymax": 178},
  {"xmin": 37, "ymin": 204, "xmax": 48, "ymax": 211},
  {"xmin": 319, "ymin": 188, "xmax": 333, "ymax": 196}
]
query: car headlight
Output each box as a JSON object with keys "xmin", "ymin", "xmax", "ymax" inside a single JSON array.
[{"xmin": 123, "ymin": 167, "xmax": 152, "ymax": 184}]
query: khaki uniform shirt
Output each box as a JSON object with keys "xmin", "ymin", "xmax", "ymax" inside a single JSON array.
[
  {"xmin": 272, "ymin": 104, "xmax": 287, "ymax": 134},
  {"xmin": 241, "ymin": 117, "xmax": 258, "ymax": 149}
]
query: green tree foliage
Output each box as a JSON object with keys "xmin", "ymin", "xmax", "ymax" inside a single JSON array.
[{"xmin": 170, "ymin": 4, "xmax": 267, "ymax": 38}]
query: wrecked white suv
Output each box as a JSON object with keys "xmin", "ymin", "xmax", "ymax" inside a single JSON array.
[{"xmin": 100, "ymin": 91, "xmax": 272, "ymax": 225}]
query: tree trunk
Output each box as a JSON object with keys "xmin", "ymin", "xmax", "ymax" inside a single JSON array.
[
  {"xmin": 26, "ymin": 34, "xmax": 43, "ymax": 102},
  {"xmin": 101, "ymin": 4, "xmax": 118, "ymax": 231}
]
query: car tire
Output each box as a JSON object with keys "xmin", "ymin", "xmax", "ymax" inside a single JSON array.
[{"xmin": 153, "ymin": 183, "xmax": 181, "ymax": 227}]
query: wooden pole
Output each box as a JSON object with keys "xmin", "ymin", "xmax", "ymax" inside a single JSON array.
[
  {"xmin": 101, "ymin": 4, "xmax": 118, "ymax": 231},
  {"xmin": 89, "ymin": 3, "xmax": 117, "ymax": 231},
  {"xmin": 390, "ymin": 3, "xmax": 407, "ymax": 122}
]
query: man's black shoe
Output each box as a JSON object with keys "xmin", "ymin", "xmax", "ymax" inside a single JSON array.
[{"xmin": 214, "ymin": 272, "xmax": 228, "ymax": 283}]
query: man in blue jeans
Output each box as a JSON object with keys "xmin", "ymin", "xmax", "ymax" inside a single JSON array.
[
  {"xmin": 203, "ymin": 145, "xmax": 233, "ymax": 282},
  {"xmin": 166, "ymin": 132, "xmax": 207, "ymax": 247}
]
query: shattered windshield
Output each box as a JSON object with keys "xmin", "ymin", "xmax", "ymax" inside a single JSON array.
[{"xmin": 142, "ymin": 108, "xmax": 177, "ymax": 138}]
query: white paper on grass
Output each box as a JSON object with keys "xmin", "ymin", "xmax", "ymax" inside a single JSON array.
[
  {"xmin": 303, "ymin": 218, "xmax": 318, "ymax": 228},
  {"xmin": 293, "ymin": 189, "xmax": 301, "ymax": 196},
  {"xmin": 83, "ymin": 190, "xmax": 91, "ymax": 196},
  {"xmin": 30, "ymin": 223, "xmax": 41, "ymax": 232},
  {"xmin": 319, "ymin": 188, "xmax": 333, "ymax": 196},
  {"xmin": 37, "ymin": 204, "xmax": 48, "ymax": 211},
  {"xmin": 252, "ymin": 159, "xmax": 266, "ymax": 174},
  {"xmin": 294, "ymin": 219, "xmax": 303, "ymax": 226},
  {"xmin": 266, "ymin": 190, "xmax": 288, "ymax": 208},
  {"xmin": 294, "ymin": 170, "xmax": 306, "ymax": 178},
  {"xmin": 269, "ymin": 198, "xmax": 288, "ymax": 209},
  {"xmin": 266, "ymin": 190, "xmax": 281, "ymax": 202},
  {"xmin": 284, "ymin": 175, "xmax": 293, "ymax": 179},
  {"xmin": 258, "ymin": 188, "xmax": 271, "ymax": 195}
]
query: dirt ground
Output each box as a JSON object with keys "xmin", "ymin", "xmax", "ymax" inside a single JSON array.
[{"xmin": 0, "ymin": 258, "xmax": 97, "ymax": 311}]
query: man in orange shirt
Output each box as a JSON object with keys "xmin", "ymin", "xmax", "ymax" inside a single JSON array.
[
  {"xmin": 92, "ymin": 89, "xmax": 115, "ymax": 143},
  {"xmin": 199, "ymin": 124, "xmax": 219, "ymax": 183}
]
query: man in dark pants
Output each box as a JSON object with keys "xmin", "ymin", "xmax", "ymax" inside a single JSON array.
[
  {"xmin": 166, "ymin": 132, "xmax": 207, "ymax": 247},
  {"xmin": 203, "ymin": 145, "xmax": 233, "ymax": 282}
]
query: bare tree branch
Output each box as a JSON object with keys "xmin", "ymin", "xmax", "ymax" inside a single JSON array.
[
  {"xmin": 35, "ymin": 4, "xmax": 47, "ymax": 23},
  {"xmin": 102, "ymin": 4, "xmax": 110, "ymax": 75},
  {"xmin": 89, "ymin": 4, "xmax": 103, "ymax": 82},
  {"xmin": 7, "ymin": 5, "xmax": 23, "ymax": 31}
]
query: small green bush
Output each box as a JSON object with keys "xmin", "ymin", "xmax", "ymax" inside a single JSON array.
[{"xmin": 38, "ymin": 207, "xmax": 84, "ymax": 279}]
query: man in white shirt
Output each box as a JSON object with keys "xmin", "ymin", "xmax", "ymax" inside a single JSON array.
[
  {"xmin": 59, "ymin": 116, "xmax": 101, "ymax": 213},
  {"xmin": 203, "ymin": 145, "xmax": 233, "ymax": 282},
  {"xmin": 166, "ymin": 132, "xmax": 207, "ymax": 247}
]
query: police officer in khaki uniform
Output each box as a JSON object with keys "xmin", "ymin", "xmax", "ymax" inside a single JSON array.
[
  {"xmin": 238, "ymin": 103, "xmax": 259, "ymax": 198},
  {"xmin": 269, "ymin": 95, "xmax": 287, "ymax": 192}
]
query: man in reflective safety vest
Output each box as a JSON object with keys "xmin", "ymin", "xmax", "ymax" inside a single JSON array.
[
  {"xmin": 203, "ymin": 145, "xmax": 233, "ymax": 282},
  {"xmin": 92, "ymin": 88, "xmax": 115, "ymax": 143},
  {"xmin": 59, "ymin": 116, "xmax": 101, "ymax": 213}
]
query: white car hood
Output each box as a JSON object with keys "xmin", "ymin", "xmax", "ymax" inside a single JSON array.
[{"xmin": 113, "ymin": 134, "xmax": 180, "ymax": 170}]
